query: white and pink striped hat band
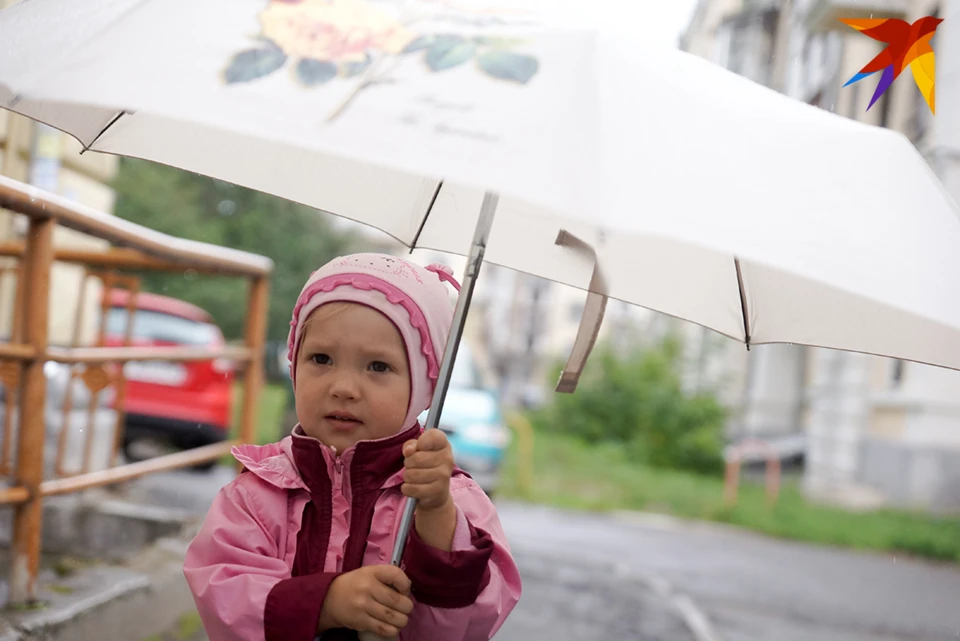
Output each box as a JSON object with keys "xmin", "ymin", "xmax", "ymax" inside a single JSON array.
[{"xmin": 286, "ymin": 253, "xmax": 460, "ymax": 429}]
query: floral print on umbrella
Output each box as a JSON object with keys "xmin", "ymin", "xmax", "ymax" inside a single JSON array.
[{"xmin": 223, "ymin": 0, "xmax": 540, "ymax": 94}]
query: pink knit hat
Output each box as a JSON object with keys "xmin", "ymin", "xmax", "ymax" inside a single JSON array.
[{"xmin": 287, "ymin": 253, "xmax": 460, "ymax": 429}]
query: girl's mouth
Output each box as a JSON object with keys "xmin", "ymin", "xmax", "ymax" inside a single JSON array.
[{"xmin": 326, "ymin": 413, "xmax": 362, "ymax": 430}]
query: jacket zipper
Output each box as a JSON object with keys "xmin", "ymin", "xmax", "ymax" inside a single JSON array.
[
  {"xmin": 332, "ymin": 446, "xmax": 343, "ymax": 493},
  {"xmin": 331, "ymin": 446, "xmax": 347, "ymax": 572}
]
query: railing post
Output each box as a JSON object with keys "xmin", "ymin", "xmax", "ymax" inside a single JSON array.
[
  {"xmin": 238, "ymin": 276, "xmax": 269, "ymax": 469},
  {"xmin": 723, "ymin": 439, "xmax": 782, "ymax": 508},
  {"xmin": 11, "ymin": 216, "xmax": 53, "ymax": 604}
]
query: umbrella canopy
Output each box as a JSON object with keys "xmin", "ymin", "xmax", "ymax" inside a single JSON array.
[{"xmin": 2, "ymin": 0, "xmax": 960, "ymax": 377}]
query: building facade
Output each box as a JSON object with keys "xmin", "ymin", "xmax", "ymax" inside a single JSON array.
[
  {"xmin": 1, "ymin": 0, "xmax": 120, "ymax": 347},
  {"xmin": 682, "ymin": 0, "xmax": 960, "ymax": 511}
]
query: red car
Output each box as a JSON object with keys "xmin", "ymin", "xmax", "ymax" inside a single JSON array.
[{"xmin": 102, "ymin": 289, "xmax": 234, "ymax": 464}]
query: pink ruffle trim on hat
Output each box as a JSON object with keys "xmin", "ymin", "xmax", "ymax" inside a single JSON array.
[{"xmin": 287, "ymin": 273, "xmax": 441, "ymax": 380}]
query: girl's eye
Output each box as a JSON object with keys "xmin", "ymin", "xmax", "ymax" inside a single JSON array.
[
  {"xmin": 311, "ymin": 353, "xmax": 331, "ymax": 365},
  {"xmin": 369, "ymin": 361, "xmax": 391, "ymax": 373}
]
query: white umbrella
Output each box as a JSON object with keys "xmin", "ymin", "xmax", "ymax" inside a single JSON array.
[
  {"xmin": 2, "ymin": 0, "xmax": 959, "ymax": 375},
  {"xmin": 3, "ymin": 0, "xmax": 960, "ymax": 622}
]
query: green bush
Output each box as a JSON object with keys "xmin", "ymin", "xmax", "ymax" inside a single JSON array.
[{"xmin": 533, "ymin": 335, "xmax": 727, "ymax": 475}]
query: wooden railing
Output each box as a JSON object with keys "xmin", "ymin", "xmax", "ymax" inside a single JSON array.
[{"xmin": 0, "ymin": 175, "xmax": 273, "ymax": 604}]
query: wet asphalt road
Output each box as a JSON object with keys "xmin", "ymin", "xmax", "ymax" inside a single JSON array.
[
  {"xmin": 128, "ymin": 467, "xmax": 960, "ymax": 641},
  {"xmin": 496, "ymin": 552, "xmax": 694, "ymax": 641},
  {"xmin": 497, "ymin": 503, "xmax": 960, "ymax": 641}
]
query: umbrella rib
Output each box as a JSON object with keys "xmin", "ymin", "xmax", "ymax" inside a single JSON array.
[
  {"xmin": 735, "ymin": 257, "xmax": 752, "ymax": 350},
  {"xmin": 408, "ymin": 180, "xmax": 444, "ymax": 253},
  {"xmin": 80, "ymin": 111, "xmax": 127, "ymax": 155}
]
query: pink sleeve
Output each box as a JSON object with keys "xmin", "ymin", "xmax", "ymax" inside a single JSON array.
[
  {"xmin": 400, "ymin": 481, "xmax": 523, "ymax": 641},
  {"xmin": 183, "ymin": 476, "xmax": 336, "ymax": 641}
]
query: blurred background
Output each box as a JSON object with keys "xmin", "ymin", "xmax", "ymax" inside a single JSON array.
[{"xmin": 1, "ymin": 1, "xmax": 959, "ymax": 640}]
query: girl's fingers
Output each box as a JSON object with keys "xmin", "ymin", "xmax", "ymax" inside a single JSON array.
[
  {"xmin": 371, "ymin": 581, "xmax": 414, "ymax": 615},
  {"xmin": 370, "ymin": 565, "xmax": 412, "ymax": 596},
  {"xmin": 402, "ymin": 467, "xmax": 442, "ymax": 484},
  {"xmin": 416, "ymin": 430, "xmax": 449, "ymax": 451},
  {"xmin": 401, "ymin": 482, "xmax": 443, "ymax": 500},
  {"xmin": 402, "ymin": 432, "xmax": 448, "ymax": 459},
  {"xmin": 359, "ymin": 612, "xmax": 401, "ymax": 639},
  {"xmin": 368, "ymin": 601, "xmax": 409, "ymax": 631},
  {"xmin": 404, "ymin": 451, "xmax": 452, "ymax": 470}
]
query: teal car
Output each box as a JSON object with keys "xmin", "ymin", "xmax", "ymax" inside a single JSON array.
[{"xmin": 419, "ymin": 345, "xmax": 509, "ymax": 494}]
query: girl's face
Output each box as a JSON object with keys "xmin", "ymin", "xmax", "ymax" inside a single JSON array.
[{"xmin": 295, "ymin": 302, "xmax": 411, "ymax": 452}]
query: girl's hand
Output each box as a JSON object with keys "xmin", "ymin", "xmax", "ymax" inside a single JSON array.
[
  {"xmin": 401, "ymin": 429, "xmax": 454, "ymax": 511},
  {"xmin": 319, "ymin": 565, "xmax": 413, "ymax": 637}
]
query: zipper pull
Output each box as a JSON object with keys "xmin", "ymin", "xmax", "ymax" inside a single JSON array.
[{"xmin": 331, "ymin": 446, "xmax": 343, "ymax": 475}]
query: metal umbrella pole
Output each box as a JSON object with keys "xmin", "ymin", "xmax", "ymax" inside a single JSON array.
[
  {"xmin": 359, "ymin": 191, "xmax": 498, "ymax": 641},
  {"xmin": 391, "ymin": 191, "xmax": 498, "ymax": 562}
]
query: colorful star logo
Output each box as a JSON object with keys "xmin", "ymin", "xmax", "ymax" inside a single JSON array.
[{"xmin": 841, "ymin": 16, "xmax": 943, "ymax": 114}]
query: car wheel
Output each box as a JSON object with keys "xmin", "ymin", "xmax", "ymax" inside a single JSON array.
[
  {"xmin": 123, "ymin": 436, "xmax": 174, "ymax": 462},
  {"xmin": 189, "ymin": 458, "xmax": 218, "ymax": 473},
  {"xmin": 123, "ymin": 437, "xmax": 217, "ymax": 473}
]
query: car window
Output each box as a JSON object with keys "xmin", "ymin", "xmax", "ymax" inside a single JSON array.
[{"xmin": 105, "ymin": 308, "xmax": 219, "ymax": 346}]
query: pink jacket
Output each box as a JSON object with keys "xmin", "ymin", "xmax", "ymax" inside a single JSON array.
[{"xmin": 183, "ymin": 424, "xmax": 522, "ymax": 641}]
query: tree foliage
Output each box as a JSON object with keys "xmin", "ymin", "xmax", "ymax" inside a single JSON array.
[
  {"xmin": 532, "ymin": 335, "xmax": 727, "ymax": 475},
  {"xmin": 111, "ymin": 158, "xmax": 358, "ymax": 342}
]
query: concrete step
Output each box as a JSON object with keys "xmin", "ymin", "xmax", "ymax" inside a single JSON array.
[
  {"xmin": 0, "ymin": 490, "xmax": 195, "ymax": 563},
  {"xmin": 0, "ymin": 537, "xmax": 197, "ymax": 641}
]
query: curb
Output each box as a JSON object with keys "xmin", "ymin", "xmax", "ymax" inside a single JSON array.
[
  {"xmin": 16, "ymin": 573, "xmax": 151, "ymax": 636},
  {"xmin": 610, "ymin": 510, "xmax": 746, "ymax": 539},
  {"xmin": 2, "ymin": 537, "xmax": 197, "ymax": 641}
]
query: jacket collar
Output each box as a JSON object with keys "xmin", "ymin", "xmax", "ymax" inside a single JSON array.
[
  {"xmin": 232, "ymin": 423, "xmax": 421, "ymax": 495},
  {"xmin": 291, "ymin": 423, "xmax": 420, "ymax": 496}
]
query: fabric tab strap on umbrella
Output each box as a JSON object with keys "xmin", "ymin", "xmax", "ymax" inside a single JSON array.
[{"xmin": 554, "ymin": 229, "xmax": 608, "ymax": 393}]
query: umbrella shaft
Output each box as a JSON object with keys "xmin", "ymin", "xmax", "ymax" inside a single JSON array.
[{"xmin": 389, "ymin": 192, "xmax": 499, "ymax": 567}]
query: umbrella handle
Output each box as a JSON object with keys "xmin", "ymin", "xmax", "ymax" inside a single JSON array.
[{"xmin": 384, "ymin": 191, "xmax": 500, "ymax": 563}]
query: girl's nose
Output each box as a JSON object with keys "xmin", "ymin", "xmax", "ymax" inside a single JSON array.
[{"xmin": 330, "ymin": 372, "xmax": 361, "ymax": 400}]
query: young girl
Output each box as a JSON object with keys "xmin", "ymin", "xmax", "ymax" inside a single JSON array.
[{"xmin": 183, "ymin": 253, "xmax": 522, "ymax": 641}]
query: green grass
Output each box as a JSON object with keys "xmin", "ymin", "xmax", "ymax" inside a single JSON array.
[
  {"xmin": 219, "ymin": 382, "xmax": 290, "ymax": 465},
  {"xmin": 498, "ymin": 427, "xmax": 960, "ymax": 563},
  {"xmin": 229, "ymin": 381, "xmax": 290, "ymax": 445},
  {"xmin": 47, "ymin": 584, "xmax": 74, "ymax": 595},
  {"xmin": 176, "ymin": 612, "xmax": 204, "ymax": 640}
]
